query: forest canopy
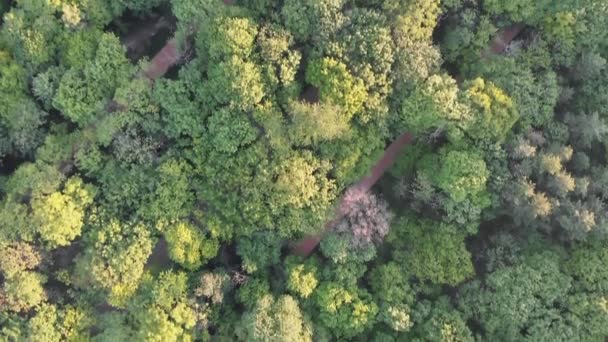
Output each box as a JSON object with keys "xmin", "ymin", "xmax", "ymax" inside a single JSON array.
[{"xmin": 2, "ymin": 0, "xmax": 608, "ymax": 341}]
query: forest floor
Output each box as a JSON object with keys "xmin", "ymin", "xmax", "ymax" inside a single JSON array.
[
  {"xmin": 119, "ymin": 12, "xmax": 174, "ymax": 61},
  {"xmin": 486, "ymin": 24, "xmax": 524, "ymax": 55},
  {"xmin": 144, "ymin": 39, "xmax": 181, "ymax": 80}
]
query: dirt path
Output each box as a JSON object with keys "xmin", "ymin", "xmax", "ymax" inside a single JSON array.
[
  {"xmin": 291, "ymin": 133, "xmax": 414, "ymax": 256},
  {"xmin": 485, "ymin": 24, "xmax": 524, "ymax": 56},
  {"xmin": 291, "ymin": 24, "xmax": 524, "ymax": 257},
  {"xmin": 352, "ymin": 133, "xmax": 414, "ymax": 194},
  {"xmin": 144, "ymin": 38, "xmax": 181, "ymax": 80},
  {"xmin": 121, "ymin": 15, "xmax": 173, "ymax": 61}
]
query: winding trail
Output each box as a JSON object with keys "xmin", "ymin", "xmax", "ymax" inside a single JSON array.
[{"xmin": 291, "ymin": 24, "xmax": 524, "ymax": 257}]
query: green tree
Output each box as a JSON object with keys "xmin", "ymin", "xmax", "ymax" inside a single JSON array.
[
  {"xmin": 320, "ymin": 231, "xmax": 377, "ymax": 265},
  {"xmin": 1, "ymin": 2, "xmax": 62, "ymax": 73},
  {"xmin": 207, "ymin": 107, "xmax": 259, "ymax": 154},
  {"xmin": 171, "ymin": 0, "xmax": 225, "ymax": 36},
  {"xmin": 393, "ymin": 73, "xmax": 467, "ymax": 135},
  {"xmin": 458, "ymin": 251, "xmax": 572, "ymax": 340},
  {"xmin": 410, "ymin": 297, "xmax": 474, "ymax": 342},
  {"xmin": 255, "ymin": 24, "xmax": 301, "ymax": 107},
  {"xmin": 119, "ymin": 0, "xmax": 165, "ymax": 12},
  {"xmin": 59, "ymin": 28, "xmax": 102, "ymax": 69},
  {"xmin": 285, "ymin": 256, "xmax": 319, "ymax": 298},
  {"xmin": 92, "ymin": 312, "xmax": 135, "ymax": 342},
  {"xmin": 273, "ymin": 151, "xmax": 335, "ymax": 209},
  {"xmin": 74, "ymin": 217, "xmax": 154, "ymax": 307},
  {"xmin": 461, "ymin": 78, "xmax": 519, "ymax": 143},
  {"xmin": 0, "ymin": 99, "xmax": 48, "ymax": 157},
  {"xmin": 565, "ymin": 243, "xmax": 608, "ymax": 294},
  {"xmin": 53, "ymin": 33, "xmax": 132, "ymax": 126},
  {"xmin": 392, "ymin": 40, "xmax": 441, "ymax": 90},
  {"xmin": 0, "ymin": 242, "xmax": 41, "ymax": 278},
  {"xmin": 238, "ymin": 295, "xmax": 313, "ymax": 342},
  {"xmin": 287, "ymin": 101, "xmax": 349, "ymax": 145},
  {"xmin": 204, "ymin": 16, "xmax": 258, "ymax": 61},
  {"xmin": 31, "ymin": 177, "xmax": 96, "ymax": 248},
  {"xmin": 195, "ymin": 270, "xmax": 232, "ymax": 304},
  {"xmin": 53, "ymin": 68, "xmax": 102, "ymax": 126},
  {"xmin": 204, "ymin": 56, "xmax": 265, "ymax": 111},
  {"xmin": 306, "ymin": 57, "xmax": 368, "ymax": 119},
  {"xmin": 128, "ymin": 271, "xmax": 198, "ymax": 342},
  {"xmin": 236, "ymin": 232, "xmax": 282, "ymax": 273},
  {"xmin": 339, "ymin": 8, "xmax": 395, "ymax": 122},
  {"xmin": 32, "ymin": 66, "xmax": 61, "ymax": 110},
  {"xmin": 430, "ymin": 149, "xmax": 490, "ymax": 204},
  {"xmin": 0, "ymin": 51, "xmax": 47, "ymax": 157},
  {"xmin": 369, "ymin": 262, "xmax": 414, "ymax": 306},
  {"xmin": 314, "ymin": 282, "xmax": 378, "ymax": 339},
  {"xmin": 369, "ymin": 262, "xmax": 416, "ymax": 333},
  {"xmin": 237, "ymin": 277, "xmax": 271, "ymax": 309},
  {"xmin": 3, "ymin": 162, "xmax": 64, "ymax": 196},
  {"xmin": 389, "ymin": 0, "xmax": 441, "ymax": 45},
  {"xmin": 2, "ymin": 271, "xmax": 47, "ymax": 312},
  {"xmin": 143, "ymin": 159, "xmax": 195, "ymax": 228},
  {"xmin": 24, "ymin": 304, "xmax": 62, "ymax": 342},
  {"xmin": 439, "ymin": 9, "xmax": 496, "ymax": 70},
  {"xmin": 473, "ymin": 56, "xmax": 558, "ymax": 128},
  {"xmin": 564, "ymin": 112, "xmax": 608, "ymax": 149},
  {"xmin": 153, "ymin": 78, "xmax": 203, "ymax": 138},
  {"xmin": 390, "ymin": 217, "xmax": 475, "ymax": 286},
  {"xmin": 281, "ymin": 0, "xmax": 346, "ymax": 44},
  {"xmin": 164, "ymin": 221, "xmax": 219, "ymax": 270},
  {"xmin": 95, "ymin": 162, "xmax": 155, "ymax": 215}
]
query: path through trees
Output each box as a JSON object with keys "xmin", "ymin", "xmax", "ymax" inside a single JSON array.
[{"xmin": 291, "ymin": 24, "xmax": 524, "ymax": 256}]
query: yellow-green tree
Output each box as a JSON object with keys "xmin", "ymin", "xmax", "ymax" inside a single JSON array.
[
  {"xmin": 32, "ymin": 177, "xmax": 95, "ymax": 248},
  {"xmin": 164, "ymin": 221, "xmax": 219, "ymax": 270}
]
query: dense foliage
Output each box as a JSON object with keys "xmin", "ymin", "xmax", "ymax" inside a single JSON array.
[{"xmin": 2, "ymin": 0, "xmax": 608, "ymax": 340}]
